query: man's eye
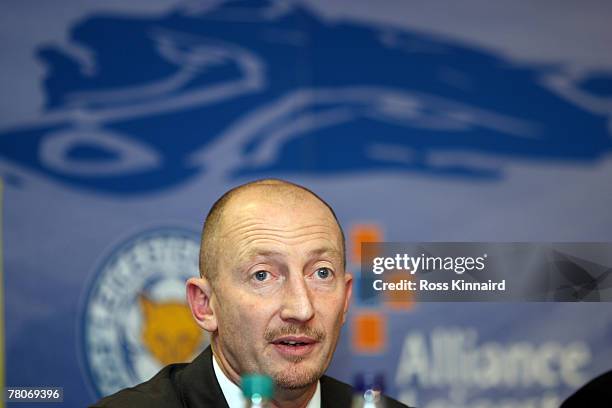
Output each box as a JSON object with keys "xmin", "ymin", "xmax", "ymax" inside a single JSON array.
[
  {"xmin": 253, "ymin": 270, "xmax": 269, "ymax": 281},
  {"xmin": 315, "ymin": 267, "xmax": 332, "ymax": 279}
]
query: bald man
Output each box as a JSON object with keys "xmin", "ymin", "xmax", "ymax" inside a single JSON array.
[{"xmin": 91, "ymin": 179, "xmax": 409, "ymax": 408}]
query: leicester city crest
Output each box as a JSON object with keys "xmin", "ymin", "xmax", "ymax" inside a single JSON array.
[{"xmin": 81, "ymin": 228, "xmax": 209, "ymax": 398}]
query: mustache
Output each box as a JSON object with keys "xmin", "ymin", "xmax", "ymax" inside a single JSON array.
[{"xmin": 264, "ymin": 325, "xmax": 326, "ymax": 342}]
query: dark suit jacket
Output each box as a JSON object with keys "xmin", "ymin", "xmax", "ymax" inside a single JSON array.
[
  {"xmin": 90, "ymin": 346, "xmax": 410, "ymax": 407},
  {"xmin": 561, "ymin": 369, "xmax": 612, "ymax": 408}
]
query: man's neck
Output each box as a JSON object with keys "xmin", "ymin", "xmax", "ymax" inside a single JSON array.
[
  {"xmin": 270, "ymin": 383, "xmax": 317, "ymax": 408},
  {"xmin": 211, "ymin": 342, "xmax": 319, "ymax": 408}
]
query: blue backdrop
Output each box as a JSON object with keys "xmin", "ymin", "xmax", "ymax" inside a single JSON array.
[{"xmin": 1, "ymin": 1, "xmax": 612, "ymax": 406}]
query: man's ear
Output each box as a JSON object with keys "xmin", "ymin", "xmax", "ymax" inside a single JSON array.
[
  {"xmin": 342, "ymin": 272, "xmax": 353, "ymax": 325},
  {"xmin": 186, "ymin": 277, "xmax": 218, "ymax": 333}
]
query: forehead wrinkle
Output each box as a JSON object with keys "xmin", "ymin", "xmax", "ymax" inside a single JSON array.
[
  {"xmin": 237, "ymin": 232, "xmax": 339, "ymax": 251},
  {"xmin": 231, "ymin": 227, "xmax": 339, "ymax": 241},
  {"xmin": 235, "ymin": 234, "xmax": 341, "ymax": 265},
  {"xmin": 241, "ymin": 246, "xmax": 341, "ymax": 261},
  {"xmin": 221, "ymin": 220, "xmax": 342, "ymax": 248},
  {"xmin": 237, "ymin": 233, "xmax": 339, "ymax": 250},
  {"xmin": 231, "ymin": 229, "xmax": 341, "ymax": 255},
  {"xmin": 219, "ymin": 217, "xmax": 263, "ymax": 237},
  {"xmin": 307, "ymin": 247, "xmax": 343, "ymax": 259},
  {"xmin": 221, "ymin": 218, "xmax": 337, "ymax": 238}
]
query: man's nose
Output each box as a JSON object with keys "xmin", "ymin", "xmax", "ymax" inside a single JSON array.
[{"xmin": 279, "ymin": 274, "xmax": 315, "ymax": 323}]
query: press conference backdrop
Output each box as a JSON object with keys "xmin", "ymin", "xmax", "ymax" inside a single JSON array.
[{"xmin": 2, "ymin": 1, "xmax": 612, "ymax": 407}]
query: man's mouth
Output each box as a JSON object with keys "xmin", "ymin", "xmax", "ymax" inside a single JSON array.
[
  {"xmin": 273, "ymin": 336, "xmax": 315, "ymax": 346},
  {"xmin": 271, "ymin": 336, "xmax": 318, "ymax": 357}
]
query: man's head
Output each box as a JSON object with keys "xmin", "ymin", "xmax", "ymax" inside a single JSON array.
[
  {"xmin": 198, "ymin": 179, "xmax": 346, "ymax": 283},
  {"xmin": 187, "ymin": 179, "xmax": 352, "ymax": 391}
]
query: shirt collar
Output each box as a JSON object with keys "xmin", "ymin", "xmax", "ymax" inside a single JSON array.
[{"xmin": 212, "ymin": 355, "xmax": 321, "ymax": 408}]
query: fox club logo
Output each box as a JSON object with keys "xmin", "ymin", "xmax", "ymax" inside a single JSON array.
[
  {"xmin": 1, "ymin": 0, "xmax": 611, "ymax": 194},
  {"xmin": 81, "ymin": 228, "xmax": 208, "ymax": 397}
]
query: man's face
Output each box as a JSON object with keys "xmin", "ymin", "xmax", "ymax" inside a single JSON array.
[{"xmin": 209, "ymin": 191, "xmax": 352, "ymax": 389}]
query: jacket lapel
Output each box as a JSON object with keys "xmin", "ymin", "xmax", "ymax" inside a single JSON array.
[{"xmin": 176, "ymin": 346, "xmax": 230, "ymax": 408}]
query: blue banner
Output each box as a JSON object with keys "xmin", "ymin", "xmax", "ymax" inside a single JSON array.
[{"xmin": 1, "ymin": 1, "xmax": 612, "ymax": 406}]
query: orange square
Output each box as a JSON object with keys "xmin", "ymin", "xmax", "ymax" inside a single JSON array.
[
  {"xmin": 384, "ymin": 271, "xmax": 415, "ymax": 310},
  {"xmin": 350, "ymin": 224, "xmax": 383, "ymax": 264},
  {"xmin": 352, "ymin": 312, "xmax": 386, "ymax": 354}
]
